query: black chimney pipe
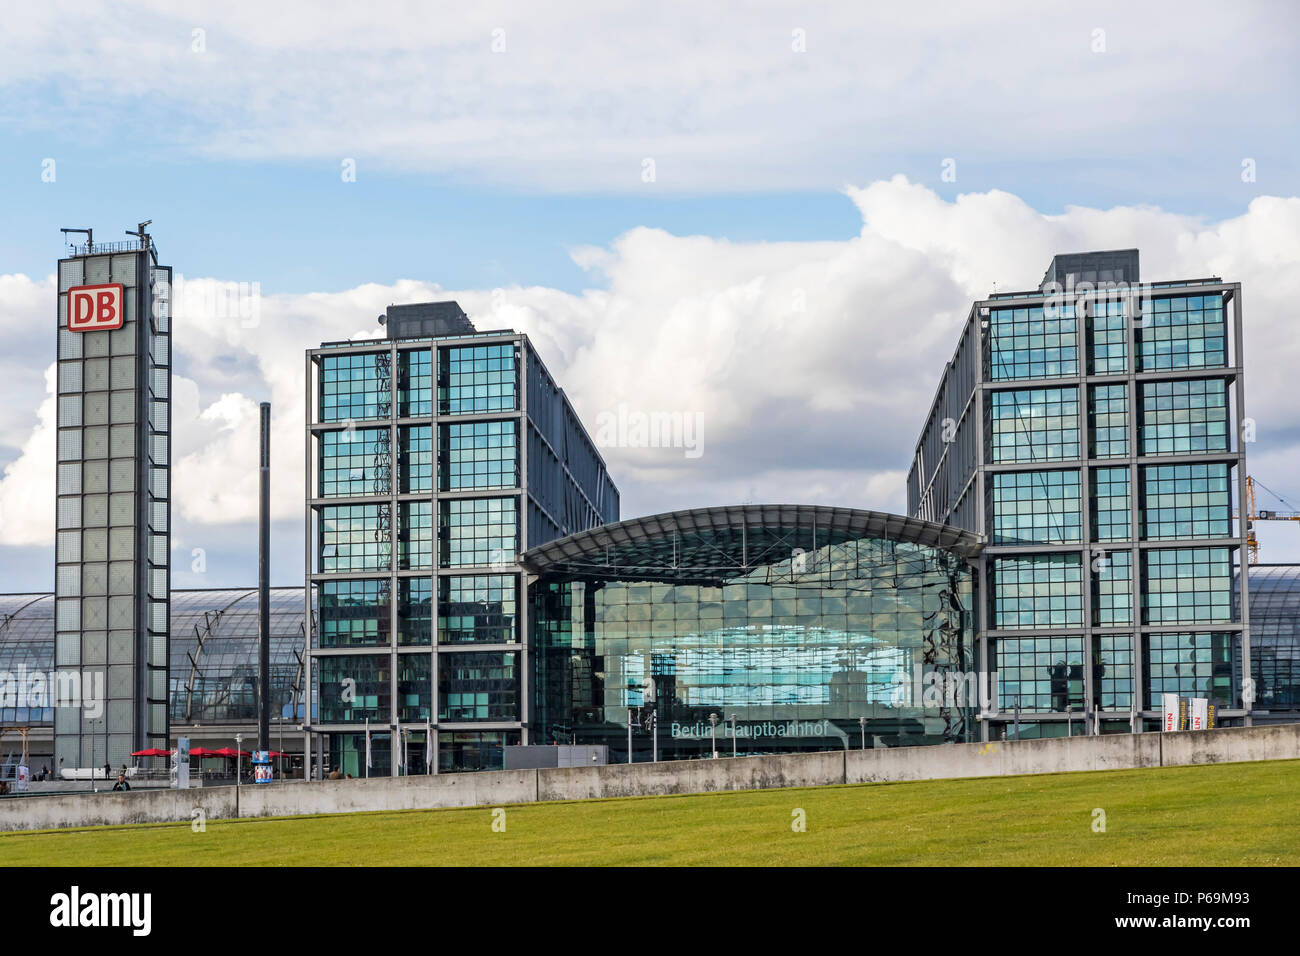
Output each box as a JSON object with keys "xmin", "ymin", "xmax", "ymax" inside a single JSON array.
[{"xmin": 258, "ymin": 402, "xmax": 271, "ymax": 753}]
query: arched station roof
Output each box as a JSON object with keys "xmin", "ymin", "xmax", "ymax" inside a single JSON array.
[{"xmin": 520, "ymin": 504, "xmax": 983, "ymax": 580}]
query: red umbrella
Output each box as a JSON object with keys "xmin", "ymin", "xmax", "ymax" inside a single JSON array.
[
  {"xmin": 130, "ymin": 748, "xmax": 170, "ymax": 757},
  {"xmin": 211, "ymin": 747, "xmax": 252, "ymax": 758},
  {"xmin": 268, "ymin": 751, "xmax": 290, "ymax": 757},
  {"xmin": 188, "ymin": 747, "xmax": 220, "ymax": 758}
]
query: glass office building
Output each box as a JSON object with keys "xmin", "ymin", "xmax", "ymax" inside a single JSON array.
[
  {"xmin": 523, "ymin": 505, "xmax": 982, "ymax": 760},
  {"xmin": 908, "ymin": 250, "xmax": 1253, "ymax": 738},
  {"xmin": 305, "ymin": 302, "xmax": 619, "ymax": 774}
]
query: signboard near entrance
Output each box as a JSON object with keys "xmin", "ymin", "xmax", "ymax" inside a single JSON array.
[
  {"xmin": 67, "ymin": 283, "xmax": 125, "ymax": 332},
  {"xmin": 175, "ymin": 737, "xmax": 190, "ymax": 790},
  {"xmin": 253, "ymin": 750, "xmax": 273, "ymax": 784}
]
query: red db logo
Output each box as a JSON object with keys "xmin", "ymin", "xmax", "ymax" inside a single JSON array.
[{"xmin": 68, "ymin": 283, "xmax": 125, "ymax": 332}]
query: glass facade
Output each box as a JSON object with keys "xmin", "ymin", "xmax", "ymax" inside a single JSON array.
[
  {"xmin": 1094, "ymin": 634, "xmax": 1134, "ymax": 710},
  {"xmin": 320, "ymin": 427, "xmax": 390, "ymax": 497},
  {"xmin": 1091, "ymin": 467, "xmax": 1130, "ymax": 542},
  {"xmin": 1237, "ymin": 566, "xmax": 1300, "ymax": 715},
  {"xmin": 1138, "ymin": 294, "xmax": 1226, "ymax": 371},
  {"xmin": 320, "ymin": 504, "xmax": 390, "ymax": 573},
  {"xmin": 1088, "ymin": 299, "xmax": 1127, "ymax": 374},
  {"xmin": 441, "ymin": 420, "xmax": 518, "ymax": 491},
  {"xmin": 319, "ymin": 654, "xmax": 389, "ymax": 723},
  {"xmin": 529, "ymin": 515, "xmax": 978, "ymax": 761},
  {"xmin": 991, "ymin": 554, "xmax": 1083, "ymax": 629},
  {"xmin": 1088, "ymin": 384, "xmax": 1129, "ymax": 459},
  {"xmin": 438, "ymin": 731, "xmax": 520, "ymax": 773},
  {"xmin": 994, "ymin": 636, "xmax": 1084, "ymax": 712},
  {"xmin": 441, "ymin": 496, "xmax": 518, "ymax": 568},
  {"xmin": 1142, "ymin": 547, "xmax": 1233, "ymax": 624},
  {"xmin": 989, "ymin": 387, "xmax": 1080, "ymax": 463},
  {"xmin": 1143, "ymin": 632, "xmax": 1237, "ymax": 708},
  {"xmin": 990, "ymin": 470, "xmax": 1081, "ymax": 545},
  {"xmin": 321, "ymin": 352, "xmax": 391, "ymax": 422},
  {"xmin": 398, "ymin": 501, "xmax": 434, "ymax": 570},
  {"xmin": 910, "ymin": 257, "xmax": 1250, "ymax": 737},
  {"xmin": 1138, "ymin": 378, "xmax": 1229, "ymax": 456},
  {"xmin": 438, "ymin": 575, "xmax": 518, "ymax": 644},
  {"xmin": 439, "ymin": 344, "xmax": 517, "ymax": 415},
  {"xmin": 319, "ymin": 578, "xmax": 391, "ymax": 647},
  {"xmin": 987, "ymin": 304, "xmax": 1078, "ymax": 380},
  {"xmin": 439, "ymin": 652, "xmax": 519, "ymax": 721},
  {"xmin": 398, "ymin": 349, "xmax": 432, "ymax": 417},
  {"xmin": 1140, "ymin": 463, "xmax": 1231, "ymax": 539},
  {"xmin": 398, "ymin": 578, "xmax": 433, "ymax": 645},
  {"xmin": 1092, "ymin": 549, "xmax": 1133, "ymax": 627},
  {"xmin": 398, "ymin": 425, "xmax": 432, "ymax": 493}
]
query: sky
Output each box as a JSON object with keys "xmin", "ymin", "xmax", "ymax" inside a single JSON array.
[{"xmin": 1, "ymin": 0, "xmax": 1299, "ymax": 590}]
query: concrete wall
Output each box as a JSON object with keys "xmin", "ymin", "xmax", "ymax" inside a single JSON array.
[
  {"xmin": 0, "ymin": 786, "xmax": 236, "ymax": 832},
  {"xmin": 2, "ymin": 722, "xmax": 1296, "ymax": 833},
  {"xmin": 846, "ymin": 730, "xmax": 1161, "ymax": 784},
  {"xmin": 536, "ymin": 750, "xmax": 844, "ymax": 802},
  {"xmin": 238, "ymin": 769, "xmax": 538, "ymax": 820}
]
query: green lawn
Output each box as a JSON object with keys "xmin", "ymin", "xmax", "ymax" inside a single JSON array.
[{"xmin": 4, "ymin": 759, "xmax": 1298, "ymax": 866}]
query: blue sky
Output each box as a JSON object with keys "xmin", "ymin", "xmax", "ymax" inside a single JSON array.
[{"xmin": 1, "ymin": 1, "xmax": 1299, "ymax": 589}]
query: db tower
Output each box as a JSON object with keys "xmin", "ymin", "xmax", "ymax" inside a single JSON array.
[{"xmin": 53, "ymin": 225, "xmax": 172, "ymax": 771}]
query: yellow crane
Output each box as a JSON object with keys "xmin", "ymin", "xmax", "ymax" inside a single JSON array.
[{"xmin": 1240, "ymin": 475, "xmax": 1300, "ymax": 564}]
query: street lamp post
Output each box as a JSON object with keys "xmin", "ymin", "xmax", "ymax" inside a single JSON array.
[
  {"xmin": 858, "ymin": 716, "xmax": 867, "ymax": 751},
  {"xmin": 729, "ymin": 714, "xmax": 738, "ymax": 757},
  {"xmin": 708, "ymin": 713, "xmax": 719, "ymax": 759},
  {"xmin": 235, "ymin": 733, "xmax": 243, "ymax": 794}
]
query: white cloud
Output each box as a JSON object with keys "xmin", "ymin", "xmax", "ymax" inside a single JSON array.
[
  {"xmin": 0, "ymin": 365, "xmax": 55, "ymax": 547},
  {"xmin": 1, "ymin": 2, "xmax": 1296, "ymax": 192},
  {"xmin": 0, "ymin": 274, "xmax": 56, "ymax": 455},
  {"xmin": 3, "ymin": 179, "xmax": 1300, "ymax": 574}
]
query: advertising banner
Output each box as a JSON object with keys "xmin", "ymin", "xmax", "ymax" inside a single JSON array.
[
  {"xmin": 253, "ymin": 750, "xmax": 272, "ymax": 784},
  {"xmin": 1162, "ymin": 693, "xmax": 1180, "ymax": 732},
  {"xmin": 175, "ymin": 737, "xmax": 190, "ymax": 790},
  {"xmin": 1190, "ymin": 697, "xmax": 1209, "ymax": 731}
]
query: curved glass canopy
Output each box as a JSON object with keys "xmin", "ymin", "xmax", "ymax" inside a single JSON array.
[
  {"xmin": 524, "ymin": 505, "xmax": 981, "ymax": 761},
  {"xmin": 0, "ymin": 588, "xmax": 311, "ymax": 727}
]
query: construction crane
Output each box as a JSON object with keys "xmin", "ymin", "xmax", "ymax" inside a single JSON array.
[{"xmin": 1239, "ymin": 475, "xmax": 1300, "ymax": 564}]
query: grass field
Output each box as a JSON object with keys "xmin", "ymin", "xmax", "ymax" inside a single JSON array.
[{"xmin": 3, "ymin": 759, "xmax": 1298, "ymax": 866}]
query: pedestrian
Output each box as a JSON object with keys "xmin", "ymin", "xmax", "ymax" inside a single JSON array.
[{"xmin": 111, "ymin": 773, "xmax": 130, "ymax": 792}]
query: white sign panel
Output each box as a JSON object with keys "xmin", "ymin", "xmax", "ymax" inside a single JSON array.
[
  {"xmin": 1162, "ymin": 693, "xmax": 1180, "ymax": 732},
  {"xmin": 175, "ymin": 737, "xmax": 190, "ymax": 790},
  {"xmin": 67, "ymin": 283, "xmax": 125, "ymax": 332},
  {"xmin": 1190, "ymin": 697, "xmax": 1209, "ymax": 731}
]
